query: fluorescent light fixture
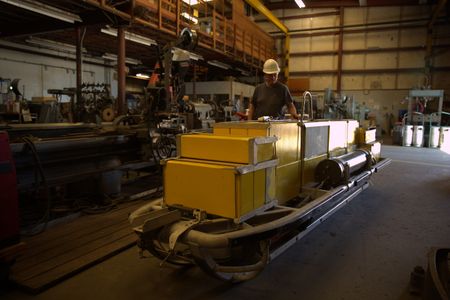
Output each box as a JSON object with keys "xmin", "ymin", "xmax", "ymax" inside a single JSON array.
[
  {"xmin": 1, "ymin": 0, "xmax": 82, "ymax": 23},
  {"xmin": 181, "ymin": 12, "xmax": 198, "ymax": 24},
  {"xmin": 136, "ymin": 73, "xmax": 150, "ymax": 79},
  {"xmin": 172, "ymin": 47, "xmax": 203, "ymax": 61},
  {"xmin": 102, "ymin": 53, "xmax": 142, "ymax": 65},
  {"xmin": 295, "ymin": 0, "xmax": 305, "ymax": 8},
  {"xmin": 207, "ymin": 60, "xmax": 231, "ymax": 70},
  {"xmin": 182, "ymin": 0, "xmax": 212, "ymax": 5},
  {"xmin": 101, "ymin": 27, "xmax": 157, "ymax": 46},
  {"xmin": 236, "ymin": 67, "xmax": 251, "ymax": 76},
  {"xmin": 25, "ymin": 37, "xmax": 86, "ymax": 53}
]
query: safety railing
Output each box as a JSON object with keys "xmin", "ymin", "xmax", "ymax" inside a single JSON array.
[{"xmin": 86, "ymin": 0, "xmax": 275, "ymax": 67}]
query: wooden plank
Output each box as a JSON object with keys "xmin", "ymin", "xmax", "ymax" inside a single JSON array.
[
  {"xmin": 18, "ymin": 201, "xmax": 143, "ymax": 259},
  {"xmin": 16, "ymin": 234, "xmax": 137, "ymax": 293},
  {"xmin": 11, "ymin": 223, "xmax": 134, "ymax": 281},
  {"xmin": 12, "ymin": 220, "xmax": 131, "ymax": 274}
]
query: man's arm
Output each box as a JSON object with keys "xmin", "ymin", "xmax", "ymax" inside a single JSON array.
[
  {"xmin": 287, "ymin": 102, "xmax": 299, "ymax": 119},
  {"xmin": 248, "ymin": 103, "xmax": 254, "ymax": 120},
  {"xmin": 282, "ymin": 84, "xmax": 298, "ymax": 119},
  {"xmin": 248, "ymin": 87, "xmax": 258, "ymax": 120}
]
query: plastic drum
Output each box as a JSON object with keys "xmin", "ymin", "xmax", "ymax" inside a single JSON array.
[
  {"xmin": 402, "ymin": 125, "xmax": 413, "ymax": 146},
  {"xmin": 413, "ymin": 125, "xmax": 424, "ymax": 147}
]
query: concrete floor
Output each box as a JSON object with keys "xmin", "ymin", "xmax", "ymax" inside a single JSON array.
[{"xmin": 3, "ymin": 145, "xmax": 450, "ymax": 300}]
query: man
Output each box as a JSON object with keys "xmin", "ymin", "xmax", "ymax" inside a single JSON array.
[{"xmin": 248, "ymin": 59, "xmax": 299, "ymax": 120}]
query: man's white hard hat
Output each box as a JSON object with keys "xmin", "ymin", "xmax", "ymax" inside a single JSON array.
[{"xmin": 263, "ymin": 59, "xmax": 280, "ymax": 74}]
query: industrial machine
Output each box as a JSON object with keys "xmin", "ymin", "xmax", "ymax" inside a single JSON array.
[
  {"xmin": 0, "ymin": 131, "xmax": 25, "ymax": 282},
  {"xmin": 402, "ymin": 89, "xmax": 447, "ymax": 148},
  {"xmin": 129, "ymin": 118, "xmax": 390, "ymax": 281}
]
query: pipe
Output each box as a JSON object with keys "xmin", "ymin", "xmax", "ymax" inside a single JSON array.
[
  {"xmin": 301, "ymin": 91, "xmax": 313, "ymax": 121},
  {"xmin": 75, "ymin": 27, "xmax": 83, "ymax": 123},
  {"xmin": 183, "ymin": 186, "xmax": 347, "ymax": 248},
  {"xmin": 117, "ymin": 26, "xmax": 126, "ymax": 116}
]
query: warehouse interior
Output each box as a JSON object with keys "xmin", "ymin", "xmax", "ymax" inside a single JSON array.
[{"xmin": 0, "ymin": 0, "xmax": 449, "ymax": 299}]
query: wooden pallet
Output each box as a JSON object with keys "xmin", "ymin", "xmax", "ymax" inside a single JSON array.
[{"xmin": 10, "ymin": 200, "xmax": 147, "ymax": 294}]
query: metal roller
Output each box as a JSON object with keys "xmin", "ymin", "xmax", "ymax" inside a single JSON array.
[{"xmin": 315, "ymin": 149, "xmax": 372, "ymax": 187}]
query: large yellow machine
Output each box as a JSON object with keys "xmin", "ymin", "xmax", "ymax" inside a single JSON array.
[{"xmin": 129, "ymin": 119, "xmax": 390, "ymax": 281}]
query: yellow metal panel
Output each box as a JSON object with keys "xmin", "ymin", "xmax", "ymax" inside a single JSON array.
[
  {"xmin": 347, "ymin": 120, "xmax": 359, "ymax": 151},
  {"xmin": 253, "ymin": 169, "xmax": 266, "ymax": 208},
  {"xmin": 302, "ymin": 154, "xmax": 327, "ymax": 186},
  {"xmin": 230, "ymin": 128, "xmax": 249, "ymax": 136},
  {"xmin": 256, "ymin": 144, "xmax": 274, "ymax": 163},
  {"xmin": 214, "ymin": 127, "xmax": 230, "ymax": 136},
  {"xmin": 266, "ymin": 167, "xmax": 276, "ymax": 202},
  {"xmin": 164, "ymin": 160, "xmax": 239, "ymax": 218},
  {"xmin": 275, "ymin": 162, "xmax": 300, "ymax": 205},
  {"xmin": 237, "ymin": 172, "xmax": 254, "ymax": 216},
  {"xmin": 247, "ymin": 128, "xmax": 269, "ymax": 137},
  {"xmin": 269, "ymin": 122, "xmax": 300, "ymax": 165},
  {"xmin": 214, "ymin": 121, "xmax": 270, "ymax": 132},
  {"xmin": 180, "ymin": 134, "xmax": 273, "ymax": 164},
  {"xmin": 329, "ymin": 121, "xmax": 348, "ymax": 152},
  {"xmin": 356, "ymin": 128, "xmax": 376, "ymax": 145},
  {"xmin": 181, "ymin": 134, "xmax": 249, "ymax": 163}
]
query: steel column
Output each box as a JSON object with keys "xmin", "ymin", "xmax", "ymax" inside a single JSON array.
[
  {"xmin": 75, "ymin": 27, "xmax": 83, "ymax": 123},
  {"xmin": 337, "ymin": 7, "xmax": 344, "ymax": 93},
  {"xmin": 117, "ymin": 26, "xmax": 126, "ymax": 116}
]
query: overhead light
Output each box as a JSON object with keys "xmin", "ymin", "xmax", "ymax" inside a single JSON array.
[
  {"xmin": 136, "ymin": 73, "xmax": 150, "ymax": 79},
  {"xmin": 182, "ymin": 0, "xmax": 212, "ymax": 6},
  {"xmin": 0, "ymin": 0, "xmax": 82, "ymax": 23},
  {"xmin": 181, "ymin": 12, "xmax": 198, "ymax": 24},
  {"xmin": 207, "ymin": 60, "xmax": 230, "ymax": 70},
  {"xmin": 25, "ymin": 37, "xmax": 86, "ymax": 53},
  {"xmin": 236, "ymin": 67, "xmax": 251, "ymax": 76},
  {"xmin": 101, "ymin": 27, "xmax": 157, "ymax": 46},
  {"xmin": 102, "ymin": 53, "xmax": 142, "ymax": 65},
  {"xmin": 172, "ymin": 47, "xmax": 203, "ymax": 61},
  {"xmin": 295, "ymin": 0, "xmax": 306, "ymax": 8}
]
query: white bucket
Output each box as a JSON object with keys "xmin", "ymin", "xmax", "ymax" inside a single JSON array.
[
  {"xmin": 402, "ymin": 125, "xmax": 413, "ymax": 146},
  {"xmin": 440, "ymin": 127, "xmax": 450, "ymax": 149},
  {"xmin": 429, "ymin": 126, "xmax": 440, "ymax": 148},
  {"xmin": 413, "ymin": 125, "xmax": 424, "ymax": 147}
]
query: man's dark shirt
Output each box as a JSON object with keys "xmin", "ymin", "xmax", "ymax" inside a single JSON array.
[{"xmin": 250, "ymin": 81, "xmax": 294, "ymax": 120}]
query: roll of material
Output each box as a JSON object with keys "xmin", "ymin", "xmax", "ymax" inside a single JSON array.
[{"xmin": 315, "ymin": 149, "xmax": 372, "ymax": 187}]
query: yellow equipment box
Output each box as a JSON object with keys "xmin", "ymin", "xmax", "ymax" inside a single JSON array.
[
  {"xmin": 213, "ymin": 121, "xmax": 301, "ymax": 204},
  {"xmin": 356, "ymin": 127, "xmax": 377, "ymax": 145},
  {"xmin": 163, "ymin": 158, "xmax": 277, "ymax": 222},
  {"xmin": 179, "ymin": 134, "xmax": 276, "ymax": 164}
]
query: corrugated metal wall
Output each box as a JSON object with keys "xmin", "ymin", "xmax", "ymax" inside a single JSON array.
[{"xmin": 256, "ymin": 5, "xmax": 450, "ymax": 134}]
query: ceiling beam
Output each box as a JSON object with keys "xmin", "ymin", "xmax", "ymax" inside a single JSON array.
[
  {"xmin": 0, "ymin": 22, "xmax": 74, "ymax": 38},
  {"xmin": 428, "ymin": 0, "xmax": 447, "ymax": 29},
  {"xmin": 244, "ymin": 0, "xmax": 288, "ymax": 34}
]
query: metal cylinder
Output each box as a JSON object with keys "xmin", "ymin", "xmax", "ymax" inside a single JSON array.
[
  {"xmin": 402, "ymin": 125, "xmax": 413, "ymax": 147},
  {"xmin": 315, "ymin": 149, "xmax": 371, "ymax": 187},
  {"xmin": 429, "ymin": 126, "xmax": 440, "ymax": 148},
  {"xmin": 413, "ymin": 125, "xmax": 424, "ymax": 147}
]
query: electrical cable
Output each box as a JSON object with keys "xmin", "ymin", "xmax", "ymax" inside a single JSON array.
[{"xmin": 20, "ymin": 136, "xmax": 52, "ymax": 236}]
